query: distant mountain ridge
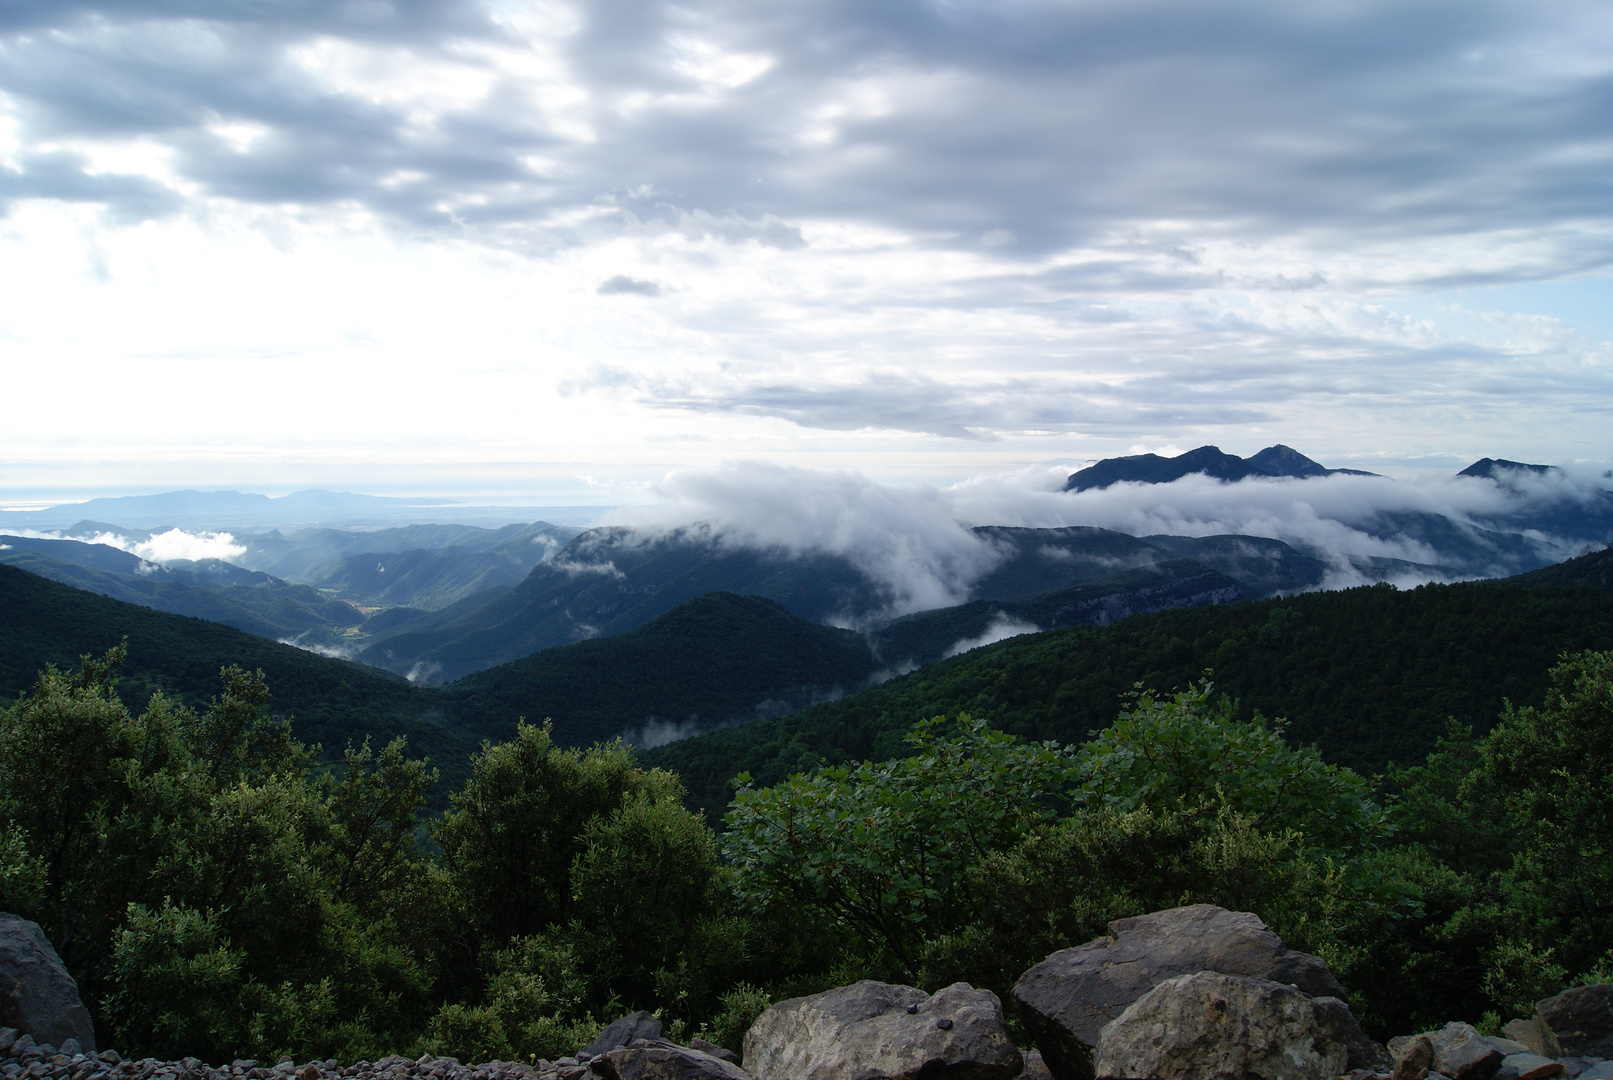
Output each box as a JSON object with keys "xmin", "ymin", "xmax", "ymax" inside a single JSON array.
[{"xmin": 1065, "ymin": 444, "xmax": 1377, "ymax": 491}]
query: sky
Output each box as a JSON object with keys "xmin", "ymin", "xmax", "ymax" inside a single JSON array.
[{"xmin": 2, "ymin": 0, "xmax": 1611, "ymax": 508}]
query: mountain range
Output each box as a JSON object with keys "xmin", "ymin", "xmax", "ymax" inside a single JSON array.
[
  {"xmin": 4, "ymin": 448, "xmax": 1610, "ymax": 698},
  {"xmin": 1064, "ymin": 444, "xmax": 1378, "ymax": 490}
]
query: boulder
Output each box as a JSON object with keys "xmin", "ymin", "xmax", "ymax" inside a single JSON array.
[
  {"xmin": 743, "ymin": 980, "xmax": 1021, "ymax": 1080},
  {"xmin": 592, "ymin": 1045, "xmax": 752, "ymax": 1080},
  {"xmin": 1091, "ymin": 972, "xmax": 1350, "ymax": 1080},
  {"xmin": 688, "ymin": 1041, "xmax": 740, "ymax": 1066},
  {"xmin": 1501, "ymin": 1054, "xmax": 1564, "ymax": 1080},
  {"xmin": 1538, "ymin": 986, "xmax": 1613, "ymax": 1059},
  {"xmin": 1393, "ymin": 1036, "xmax": 1435, "ymax": 1080},
  {"xmin": 1011, "ymin": 905, "xmax": 1359, "ymax": 1080},
  {"xmin": 1516, "ymin": 1016, "xmax": 1563, "ymax": 1061},
  {"xmin": 583, "ymin": 1014, "xmax": 664, "ymax": 1057},
  {"xmin": 0, "ymin": 913, "xmax": 95, "ymax": 1051},
  {"xmin": 1392, "ymin": 1024, "xmax": 1504, "ymax": 1080}
]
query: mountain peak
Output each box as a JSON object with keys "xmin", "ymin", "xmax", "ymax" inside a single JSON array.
[
  {"xmin": 1065, "ymin": 444, "xmax": 1372, "ymax": 492},
  {"xmin": 1459, "ymin": 458, "xmax": 1558, "ymax": 480}
]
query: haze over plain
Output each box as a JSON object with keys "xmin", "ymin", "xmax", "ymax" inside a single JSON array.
[{"xmin": 0, "ymin": 0, "xmax": 1610, "ymax": 511}]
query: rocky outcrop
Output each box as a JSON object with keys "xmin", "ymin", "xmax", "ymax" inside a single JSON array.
[
  {"xmin": 1538, "ymin": 987, "xmax": 1613, "ymax": 1059},
  {"xmin": 583, "ymin": 1016, "xmax": 664, "ymax": 1058},
  {"xmin": 0, "ymin": 913, "xmax": 95, "ymax": 1052},
  {"xmin": 593, "ymin": 1043, "xmax": 751, "ymax": 1080},
  {"xmin": 1011, "ymin": 904, "xmax": 1365, "ymax": 1080},
  {"xmin": 743, "ymin": 980, "xmax": 1021, "ymax": 1080},
  {"xmin": 1092, "ymin": 972, "xmax": 1351, "ymax": 1080}
]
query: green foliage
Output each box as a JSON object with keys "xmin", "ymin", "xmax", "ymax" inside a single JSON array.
[
  {"xmin": 425, "ymin": 934, "xmax": 602, "ymax": 1064},
  {"xmin": 648, "ymin": 580, "xmax": 1613, "ymax": 821},
  {"xmin": 433, "ymin": 722, "xmax": 681, "ymax": 950},
  {"xmin": 1074, "ymin": 679, "xmax": 1388, "ymax": 856},
  {"xmin": 724, "ymin": 715, "xmax": 1074, "ymax": 977},
  {"xmin": 696, "ymin": 983, "xmax": 772, "ymax": 1055}
]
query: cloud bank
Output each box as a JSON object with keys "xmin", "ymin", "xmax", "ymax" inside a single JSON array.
[{"xmin": 609, "ymin": 460, "xmax": 1613, "ymax": 607}]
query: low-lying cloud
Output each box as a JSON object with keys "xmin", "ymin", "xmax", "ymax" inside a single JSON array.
[
  {"xmin": 607, "ymin": 462, "xmax": 1009, "ymax": 618},
  {"xmin": 944, "ymin": 613, "xmax": 1042, "ymax": 659},
  {"xmin": 15, "ymin": 526, "xmax": 251, "ymax": 564},
  {"xmin": 606, "ymin": 459, "xmax": 1612, "ymax": 608}
]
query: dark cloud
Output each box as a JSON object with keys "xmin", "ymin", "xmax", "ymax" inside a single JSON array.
[{"xmin": 0, "ymin": 0, "xmax": 1607, "ymax": 272}]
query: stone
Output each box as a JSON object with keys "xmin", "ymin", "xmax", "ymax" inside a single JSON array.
[
  {"xmin": 591, "ymin": 1047, "xmax": 750, "ymax": 1080},
  {"xmin": 1091, "ymin": 972, "xmax": 1349, "ymax": 1080},
  {"xmin": 1504, "ymin": 1019, "xmax": 1565, "ymax": 1060},
  {"xmin": 684, "ymin": 1044, "xmax": 737, "ymax": 1067},
  {"xmin": 1489, "ymin": 1041, "xmax": 1533, "ymax": 1058},
  {"xmin": 1577, "ymin": 1064, "xmax": 1613, "ymax": 1080},
  {"xmin": 1539, "ymin": 987, "xmax": 1613, "ymax": 1059},
  {"xmin": 0, "ymin": 1029, "xmax": 16, "ymax": 1054},
  {"xmin": 1424, "ymin": 1024, "xmax": 1504, "ymax": 1080},
  {"xmin": 743, "ymin": 980, "xmax": 1021, "ymax": 1080},
  {"xmin": 1393, "ymin": 1040, "xmax": 1435, "ymax": 1080},
  {"xmin": 1014, "ymin": 1051, "xmax": 1052, "ymax": 1080},
  {"xmin": 0, "ymin": 918, "xmax": 93, "ymax": 1053},
  {"xmin": 1500, "ymin": 1055, "xmax": 1564, "ymax": 1080},
  {"xmin": 1011, "ymin": 905, "xmax": 1360, "ymax": 1080},
  {"xmin": 582, "ymin": 1016, "xmax": 664, "ymax": 1058}
]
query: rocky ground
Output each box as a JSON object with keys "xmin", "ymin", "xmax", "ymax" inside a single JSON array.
[{"xmin": 9, "ymin": 903, "xmax": 1613, "ymax": 1080}]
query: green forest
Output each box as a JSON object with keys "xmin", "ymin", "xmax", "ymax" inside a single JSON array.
[
  {"xmin": 4, "ymin": 636, "xmax": 1613, "ymax": 1062},
  {"xmin": 648, "ymin": 574, "xmax": 1613, "ymax": 819}
]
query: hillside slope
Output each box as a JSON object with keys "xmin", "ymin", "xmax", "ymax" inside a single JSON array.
[
  {"xmin": 443, "ymin": 591, "xmax": 881, "ymax": 748},
  {"xmin": 646, "ymin": 576, "xmax": 1613, "ymax": 820},
  {"xmin": 0, "ymin": 563, "xmax": 458, "ymax": 767}
]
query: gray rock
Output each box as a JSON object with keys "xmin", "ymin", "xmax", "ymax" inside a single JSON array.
[
  {"xmin": 1014, "ymin": 1051, "xmax": 1052, "ymax": 1080},
  {"xmin": 743, "ymin": 980, "xmax": 1021, "ymax": 1080},
  {"xmin": 1423, "ymin": 1024, "xmax": 1504, "ymax": 1080},
  {"xmin": 685, "ymin": 1043, "xmax": 737, "ymax": 1067},
  {"xmin": 1489, "ymin": 1041, "xmax": 1533, "ymax": 1058},
  {"xmin": 0, "ymin": 917, "xmax": 94, "ymax": 1052},
  {"xmin": 1011, "ymin": 905, "xmax": 1356, "ymax": 1080},
  {"xmin": 0, "ymin": 1029, "xmax": 15, "ymax": 1054},
  {"xmin": 1577, "ymin": 1064, "xmax": 1613, "ymax": 1080},
  {"xmin": 1500, "ymin": 1055, "xmax": 1563, "ymax": 1080},
  {"xmin": 1539, "ymin": 987, "xmax": 1613, "ymax": 1059},
  {"xmin": 1395, "ymin": 1037, "xmax": 1436, "ymax": 1080},
  {"xmin": 591, "ymin": 1046, "xmax": 750, "ymax": 1080},
  {"xmin": 1092, "ymin": 972, "xmax": 1350, "ymax": 1080},
  {"xmin": 582, "ymin": 1015, "xmax": 664, "ymax": 1058},
  {"xmin": 1504, "ymin": 1019, "xmax": 1564, "ymax": 1059}
]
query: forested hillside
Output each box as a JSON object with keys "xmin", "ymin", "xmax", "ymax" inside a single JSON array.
[
  {"xmin": 0, "ymin": 563, "xmax": 462, "ymax": 767},
  {"xmin": 648, "ymin": 564, "xmax": 1613, "ymax": 819}
]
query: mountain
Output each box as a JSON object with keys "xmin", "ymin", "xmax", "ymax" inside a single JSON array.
[
  {"xmin": 869, "ymin": 561, "xmax": 1242, "ymax": 670},
  {"xmin": 1501, "ymin": 545, "xmax": 1613, "ymax": 590},
  {"xmin": 1459, "ymin": 458, "xmax": 1558, "ymax": 481},
  {"xmin": 355, "ymin": 524, "xmax": 1340, "ymax": 683},
  {"xmin": 359, "ymin": 526, "xmax": 881, "ymax": 682},
  {"xmin": 1064, "ymin": 444, "xmax": 1376, "ymax": 491},
  {"xmin": 238, "ymin": 521, "xmax": 581, "ymax": 611},
  {"xmin": 0, "ymin": 562, "xmax": 463, "ymax": 781},
  {"xmin": 645, "ymin": 568, "xmax": 1613, "ymax": 820},
  {"xmin": 0, "ymin": 534, "xmax": 366, "ymax": 650},
  {"xmin": 0, "ymin": 564, "xmax": 884, "ymax": 788},
  {"xmin": 443, "ymin": 592, "xmax": 882, "ymax": 749}
]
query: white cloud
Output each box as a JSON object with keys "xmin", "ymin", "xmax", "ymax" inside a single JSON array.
[
  {"xmin": 943, "ymin": 612, "xmax": 1041, "ymax": 658},
  {"xmin": 85, "ymin": 528, "xmax": 248, "ymax": 564}
]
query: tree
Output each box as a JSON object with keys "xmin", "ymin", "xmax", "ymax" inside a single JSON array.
[
  {"xmin": 1073, "ymin": 678, "xmax": 1388, "ymax": 857},
  {"xmin": 724, "ymin": 714, "xmax": 1074, "ymax": 978}
]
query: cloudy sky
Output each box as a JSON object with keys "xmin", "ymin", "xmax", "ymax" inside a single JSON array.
[{"xmin": 2, "ymin": 0, "xmax": 1611, "ymax": 506}]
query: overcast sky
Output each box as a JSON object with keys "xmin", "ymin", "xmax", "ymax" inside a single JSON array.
[{"xmin": 2, "ymin": 0, "xmax": 1610, "ymax": 506}]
